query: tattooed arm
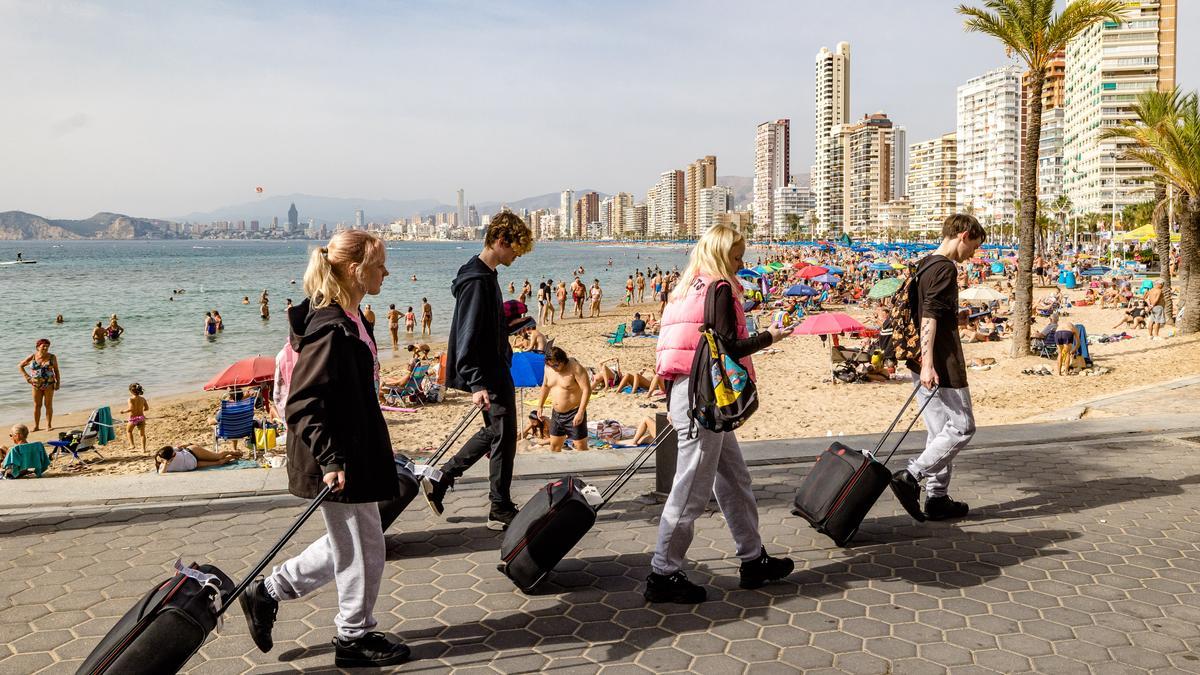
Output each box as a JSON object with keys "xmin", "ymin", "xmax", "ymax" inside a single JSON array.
[{"xmin": 919, "ymin": 316, "xmax": 939, "ymax": 389}]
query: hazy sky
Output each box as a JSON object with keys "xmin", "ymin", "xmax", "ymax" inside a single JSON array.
[{"xmin": 2, "ymin": 0, "xmax": 1195, "ymax": 219}]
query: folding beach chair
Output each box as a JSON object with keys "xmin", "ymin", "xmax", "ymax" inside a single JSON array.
[
  {"xmin": 213, "ymin": 397, "xmax": 256, "ymax": 456},
  {"xmin": 47, "ymin": 408, "xmax": 111, "ymax": 465},
  {"xmin": 606, "ymin": 323, "xmax": 627, "ymax": 347},
  {"xmin": 385, "ymin": 364, "xmax": 432, "ymax": 407}
]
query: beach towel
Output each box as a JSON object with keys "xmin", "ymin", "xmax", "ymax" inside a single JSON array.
[
  {"xmin": 1074, "ymin": 324, "xmax": 1093, "ymax": 366},
  {"xmin": 95, "ymin": 407, "xmax": 116, "ymax": 445},
  {"xmin": 199, "ymin": 459, "xmax": 261, "ymax": 471},
  {"xmin": 2, "ymin": 442, "xmax": 50, "ymax": 478}
]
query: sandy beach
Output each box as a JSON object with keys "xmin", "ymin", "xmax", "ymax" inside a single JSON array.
[{"xmin": 12, "ymin": 277, "xmax": 1197, "ymax": 480}]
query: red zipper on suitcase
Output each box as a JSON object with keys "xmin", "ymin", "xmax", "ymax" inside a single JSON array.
[
  {"xmin": 825, "ymin": 456, "xmax": 872, "ymax": 523},
  {"xmin": 89, "ymin": 574, "xmax": 189, "ymax": 675},
  {"xmin": 502, "ymin": 481, "xmax": 571, "ymax": 563}
]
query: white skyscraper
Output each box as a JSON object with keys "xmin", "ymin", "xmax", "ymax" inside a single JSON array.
[
  {"xmin": 559, "ymin": 190, "xmax": 574, "ymax": 239},
  {"xmin": 649, "ymin": 170, "xmax": 685, "ymax": 238},
  {"xmin": 754, "ymin": 119, "xmax": 790, "ymax": 237},
  {"xmin": 456, "ymin": 189, "xmax": 466, "ymax": 230},
  {"xmin": 956, "ymin": 66, "xmax": 1022, "ymax": 227},
  {"xmin": 354, "ymin": 208, "xmax": 365, "ymax": 229},
  {"xmin": 814, "ymin": 42, "xmax": 851, "ymax": 234},
  {"xmin": 697, "ymin": 186, "xmax": 734, "ymax": 236},
  {"xmin": 773, "ymin": 185, "xmax": 815, "ymax": 239},
  {"xmin": 1063, "ymin": 0, "xmax": 1176, "ymax": 218}
]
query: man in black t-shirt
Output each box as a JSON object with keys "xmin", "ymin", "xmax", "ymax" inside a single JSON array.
[{"xmin": 890, "ymin": 214, "xmax": 986, "ymax": 522}]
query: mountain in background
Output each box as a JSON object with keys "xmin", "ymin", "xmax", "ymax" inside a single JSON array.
[
  {"xmin": 177, "ymin": 194, "xmax": 450, "ymax": 225},
  {"xmin": 474, "ymin": 189, "xmax": 608, "ymax": 215},
  {"xmin": 0, "ymin": 211, "xmax": 179, "ymax": 240}
]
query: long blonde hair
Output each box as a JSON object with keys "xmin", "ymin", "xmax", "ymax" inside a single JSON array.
[
  {"xmin": 671, "ymin": 224, "xmax": 744, "ymax": 302},
  {"xmin": 303, "ymin": 230, "xmax": 385, "ymax": 309}
]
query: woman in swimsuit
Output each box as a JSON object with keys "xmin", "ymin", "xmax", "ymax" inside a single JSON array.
[
  {"xmin": 122, "ymin": 382, "xmax": 150, "ymax": 452},
  {"xmin": 590, "ymin": 358, "xmax": 621, "ymax": 391},
  {"xmin": 19, "ymin": 338, "xmax": 60, "ymax": 431},
  {"xmin": 155, "ymin": 444, "xmax": 242, "ymax": 474},
  {"xmin": 204, "ymin": 312, "xmax": 217, "ymax": 336},
  {"xmin": 106, "ymin": 315, "xmax": 124, "ymax": 340}
]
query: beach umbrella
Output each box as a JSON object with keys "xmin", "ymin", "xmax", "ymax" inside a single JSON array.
[
  {"xmin": 795, "ymin": 312, "xmax": 866, "ymax": 335},
  {"xmin": 510, "ymin": 351, "xmax": 545, "ymax": 388},
  {"xmin": 753, "ymin": 265, "xmax": 771, "ymax": 275},
  {"xmin": 822, "ymin": 264, "xmax": 845, "ymax": 275},
  {"xmin": 867, "ymin": 277, "xmax": 903, "ymax": 299},
  {"xmin": 811, "ymin": 274, "xmax": 841, "ymax": 285},
  {"xmin": 737, "ymin": 268, "xmax": 761, "ymax": 279},
  {"xmin": 868, "ymin": 262, "xmax": 893, "ymax": 272},
  {"xmin": 768, "ymin": 262, "xmax": 787, "ymax": 271},
  {"xmin": 784, "ymin": 284, "xmax": 819, "ymax": 297},
  {"xmin": 203, "ymin": 355, "xmax": 275, "ymax": 391},
  {"xmin": 890, "ymin": 263, "xmax": 906, "ymax": 270},
  {"xmin": 797, "ymin": 265, "xmax": 828, "ymax": 279},
  {"xmin": 959, "ymin": 286, "xmax": 1007, "ymax": 302},
  {"xmin": 1079, "ymin": 266, "xmax": 1112, "ymax": 277},
  {"xmin": 737, "ymin": 277, "xmax": 759, "ymax": 292}
]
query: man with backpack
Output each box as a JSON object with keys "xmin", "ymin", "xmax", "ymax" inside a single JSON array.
[{"xmin": 890, "ymin": 214, "xmax": 986, "ymax": 522}]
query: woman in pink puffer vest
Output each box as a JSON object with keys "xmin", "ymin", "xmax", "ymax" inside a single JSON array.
[{"xmin": 644, "ymin": 225, "xmax": 796, "ymax": 605}]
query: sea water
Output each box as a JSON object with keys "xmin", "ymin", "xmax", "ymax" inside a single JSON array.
[{"xmin": 0, "ymin": 240, "xmax": 688, "ymax": 425}]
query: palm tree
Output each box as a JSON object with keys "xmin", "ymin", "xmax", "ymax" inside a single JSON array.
[
  {"xmin": 959, "ymin": 0, "xmax": 1131, "ymax": 356},
  {"xmin": 1106, "ymin": 91, "xmax": 1200, "ymax": 331},
  {"xmin": 1102, "ymin": 88, "xmax": 1190, "ymax": 324}
]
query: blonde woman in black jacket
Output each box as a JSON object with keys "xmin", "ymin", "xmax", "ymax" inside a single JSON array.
[{"xmin": 239, "ymin": 230, "xmax": 409, "ymax": 669}]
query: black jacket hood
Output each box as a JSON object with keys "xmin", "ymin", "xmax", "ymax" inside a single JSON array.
[
  {"xmin": 451, "ymin": 256, "xmax": 495, "ymax": 299},
  {"xmin": 287, "ymin": 297, "xmax": 355, "ymax": 351}
]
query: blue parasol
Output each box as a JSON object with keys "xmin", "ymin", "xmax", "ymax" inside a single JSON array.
[
  {"xmin": 784, "ymin": 284, "xmax": 819, "ymax": 297},
  {"xmin": 510, "ymin": 351, "xmax": 545, "ymax": 388},
  {"xmin": 737, "ymin": 268, "xmax": 761, "ymax": 279},
  {"xmin": 811, "ymin": 274, "xmax": 841, "ymax": 285}
]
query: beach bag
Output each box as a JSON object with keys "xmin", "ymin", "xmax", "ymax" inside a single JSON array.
[
  {"xmin": 254, "ymin": 427, "xmax": 277, "ymax": 451},
  {"xmin": 687, "ymin": 281, "xmax": 758, "ymax": 434}
]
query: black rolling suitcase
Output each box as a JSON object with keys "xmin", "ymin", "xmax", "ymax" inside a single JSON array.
[
  {"xmin": 77, "ymin": 405, "xmax": 479, "ymax": 675},
  {"xmin": 77, "ymin": 485, "xmax": 333, "ymax": 675},
  {"xmin": 792, "ymin": 385, "xmax": 936, "ymax": 546},
  {"xmin": 498, "ymin": 425, "xmax": 674, "ymax": 592}
]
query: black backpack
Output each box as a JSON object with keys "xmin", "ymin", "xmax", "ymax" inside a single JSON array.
[{"xmin": 687, "ymin": 280, "xmax": 758, "ymax": 435}]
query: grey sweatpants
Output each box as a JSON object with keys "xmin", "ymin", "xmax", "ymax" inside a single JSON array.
[
  {"xmin": 906, "ymin": 382, "xmax": 976, "ymax": 498},
  {"xmin": 264, "ymin": 500, "xmax": 385, "ymax": 640},
  {"xmin": 651, "ymin": 376, "xmax": 763, "ymax": 575}
]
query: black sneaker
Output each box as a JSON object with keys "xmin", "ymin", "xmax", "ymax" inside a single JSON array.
[
  {"xmin": 889, "ymin": 469, "xmax": 927, "ymax": 522},
  {"xmin": 925, "ymin": 495, "xmax": 969, "ymax": 521},
  {"xmin": 333, "ymin": 631, "xmax": 411, "ymax": 668},
  {"xmin": 238, "ymin": 578, "xmax": 278, "ymax": 653},
  {"xmin": 421, "ymin": 476, "xmax": 447, "ymax": 518},
  {"xmin": 486, "ymin": 507, "xmax": 518, "ymax": 531},
  {"xmin": 644, "ymin": 570, "xmax": 707, "ymax": 604},
  {"xmin": 739, "ymin": 547, "xmax": 796, "ymax": 589}
]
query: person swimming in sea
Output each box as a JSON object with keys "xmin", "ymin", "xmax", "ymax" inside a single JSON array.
[
  {"xmin": 106, "ymin": 315, "xmax": 124, "ymax": 340},
  {"xmin": 204, "ymin": 312, "xmax": 217, "ymax": 336},
  {"xmin": 92, "ymin": 322, "xmax": 106, "ymax": 344}
]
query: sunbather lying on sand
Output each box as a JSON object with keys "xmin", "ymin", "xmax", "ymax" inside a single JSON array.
[{"xmin": 154, "ymin": 444, "xmax": 242, "ymax": 474}]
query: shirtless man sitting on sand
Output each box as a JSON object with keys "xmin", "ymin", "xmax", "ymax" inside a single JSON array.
[{"xmin": 537, "ymin": 346, "xmax": 592, "ymax": 452}]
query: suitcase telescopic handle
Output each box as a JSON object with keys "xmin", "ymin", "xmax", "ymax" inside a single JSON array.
[
  {"xmin": 877, "ymin": 384, "xmax": 940, "ymax": 466},
  {"xmin": 424, "ymin": 406, "xmax": 481, "ymax": 468},
  {"xmin": 218, "ymin": 484, "xmax": 332, "ymax": 616},
  {"xmin": 597, "ymin": 425, "xmax": 676, "ymax": 511}
]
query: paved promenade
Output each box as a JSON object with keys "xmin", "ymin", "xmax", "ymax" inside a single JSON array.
[{"xmin": 4, "ymin": 406, "xmax": 1200, "ymax": 673}]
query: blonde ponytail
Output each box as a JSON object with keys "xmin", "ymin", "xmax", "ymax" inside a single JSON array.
[{"xmin": 303, "ymin": 231, "xmax": 385, "ymax": 309}]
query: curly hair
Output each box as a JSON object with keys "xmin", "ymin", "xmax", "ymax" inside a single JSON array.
[{"xmin": 484, "ymin": 212, "xmax": 534, "ymax": 255}]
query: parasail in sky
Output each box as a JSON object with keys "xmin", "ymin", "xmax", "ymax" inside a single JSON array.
[{"xmin": 255, "ymin": 186, "xmax": 264, "ymax": 194}]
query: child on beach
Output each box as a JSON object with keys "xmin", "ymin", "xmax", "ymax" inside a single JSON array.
[{"xmin": 122, "ymin": 383, "xmax": 150, "ymax": 452}]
